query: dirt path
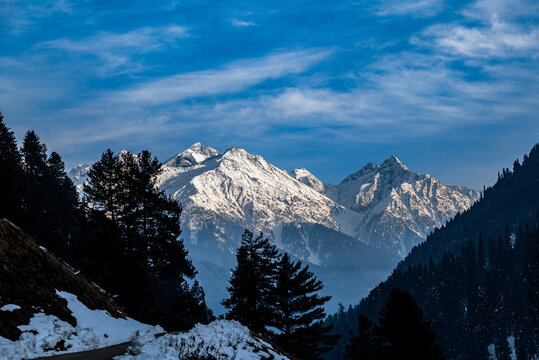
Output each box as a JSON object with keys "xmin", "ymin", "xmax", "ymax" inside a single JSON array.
[
  {"xmin": 33, "ymin": 342, "xmax": 131, "ymax": 360},
  {"xmin": 32, "ymin": 331, "xmax": 179, "ymax": 360}
]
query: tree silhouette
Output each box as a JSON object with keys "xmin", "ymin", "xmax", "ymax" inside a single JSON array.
[{"xmin": 374, "ymin": 288, "xmax": 444, "ymax": 360}]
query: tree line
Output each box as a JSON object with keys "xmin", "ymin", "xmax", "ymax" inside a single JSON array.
[
  {"xmin": 329, "ymin": 222, "xmax": 539, "ymax": 360},
  {"xmin": 0, "ymin": 113, "xmax": 211, "ymax": 330}
]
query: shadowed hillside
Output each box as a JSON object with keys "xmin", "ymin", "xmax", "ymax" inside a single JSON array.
[{"xmin": 0, "ymin": 218, "xmax": 124, "ymax": 341}]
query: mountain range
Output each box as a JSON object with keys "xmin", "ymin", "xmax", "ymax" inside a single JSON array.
[{"xmin": 69, "ymin": 143, "xmax": 479, "ymax": 312}]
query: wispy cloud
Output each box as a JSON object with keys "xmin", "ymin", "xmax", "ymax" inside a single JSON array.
[
  {"xmin": 111, "ymin": 49, "xmax": 331, "ymax": 105},
  {"xmin": 416, "ymin": 0, "xmax": 539, "ymax": 58},
  {"xmin": 230, "ymin": 19, "xmax": 256, "ymax": 27},
  {"xmin": 2, "ymin": 0, "xmax": 73, "ymax": 34},
  {"xmin": 375, "ymin": 0, "xmax": 443, "ymax": 17},
  {"xmin": 37, "ymin": 25, "xmax": 188, "ymax": 74}
]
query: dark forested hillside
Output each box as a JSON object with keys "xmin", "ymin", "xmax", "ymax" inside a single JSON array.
[
  {"xmin": 327, "ymin": 144, "xmax": 539, "ymax": 360},
  {"xmin": 400, "ymin": 144, "xmax": 539, "ymax": 270}
]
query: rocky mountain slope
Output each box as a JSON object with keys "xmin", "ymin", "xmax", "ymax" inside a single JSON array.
[{"xmin": 292, "ymin": 156, "xmax": 479, "ymax": 256}]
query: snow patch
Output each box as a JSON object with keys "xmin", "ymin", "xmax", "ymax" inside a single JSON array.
[
  {"xmin": 0, "ymin": 291, "xmax": 157, "ymax": 360},
  {"xmin": 116, "ymin": 320, "xmax": 291, "ymax": 360},
  {"xmin": 0, "ymin": 304, "xmax": 20, "ymax": 312}
]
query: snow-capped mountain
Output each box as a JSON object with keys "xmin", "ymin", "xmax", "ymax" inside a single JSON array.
[
  {"xmin": 157, "ymin": 144, "xmax": 365, "ymax": 266},
  {"xmin": 67, "ymin": 164, "xmax": 91, "ymax": 193},
  {"xmin": 289, "ymin": 168, "xmax": 327, "ymax": 193},
  {"xmin": 294, "ymin": 156, "xmax": 480, "ymax": 257},
  {"xmin": 69, "ymin": 143, "xmax": 478, "ymax": 313}
]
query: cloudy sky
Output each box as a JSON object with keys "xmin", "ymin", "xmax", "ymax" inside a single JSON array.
[{"xmin": 1, "ymin": 0, "xmax": 538, "ymax": 189}]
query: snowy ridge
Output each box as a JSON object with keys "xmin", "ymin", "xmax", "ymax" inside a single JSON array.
[
  {"xmin": 117, "ymin": 320, "xmax": 291, "ymax": 360},
  {"xmin": 290, "ymin": 168, "xmax": 327, "ymax": 193},
  {"xmin": 321, "ymin": 155, "xmax": 480, "ymax": 256}
]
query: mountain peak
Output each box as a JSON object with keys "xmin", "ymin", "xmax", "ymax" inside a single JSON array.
[
  {"xmin": 290, "ymin": 168, "xmax": 313, "ymax": 178},
  {"xmin": 380, "ymin": 155, "xmax": 408, "ymax": 171},
  {"xmin": 341, "ymin": 161, "xmax": 379, "ymax": 184},
  {"xmin": 290, "ymin": 168, "xmax": 326, "ymax": 193},
  {"xmin": 166, "ymin": 143, "xmax": 221, "ymax": 167},
  {"xmin": 362, "ymin": 161, "xmax": 379, "ymax": 171}
]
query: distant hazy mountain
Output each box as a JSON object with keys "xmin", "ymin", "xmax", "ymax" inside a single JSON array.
[{"xmin": 69, "ymin": 143, "xmax": 478, "ymax": 313}]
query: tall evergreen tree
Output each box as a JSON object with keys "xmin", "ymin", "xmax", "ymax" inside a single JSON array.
[
  {"xmin": 374, "ymin": 288, "xmax": 444, "ymax": 360},
  {"xmin": 80, "ymin": 149, "xmax": 210, "ymax": 329},
  {"xmin": 20, "ymin": 130, "xmax": 49, "ymax": 236},
  {"xmin": 0, "ymin": 113, "xmax": 23, "ymax": 222},
  {"xmin": 20, "ymin": 131, "xmax": 78, "ymax": 255},
  {"xmin": 0, "ymin": 112, "xmax": 24, "ymax": 222},
  {"xmin": 222, "ymin": 229, "xmax": 279, "ymax": 334},
  {"xmin": 273, "ymin": 253, "xmax": 337, "ymax": 360},
  {"xmin": 44, "ymin": 151, "xmax": 79, "ymax": 257},
  {"xmin": 345, "ymin": 314, "xmax": 376, "ymax": 360}
]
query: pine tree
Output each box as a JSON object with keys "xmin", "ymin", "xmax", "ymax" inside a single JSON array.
[
  {"xmin": 82, "ymin": 149, "xmax": 121, "ymax": 221},
  {"xmin": 44, "ymin": 151, "xmax": 79, "ymax": 257},
  {"xmin": 0, "ymin": 112, "xmax": 24, "ymax": 222},
  {"xmin": 273, "ymin": 253, "xmax": 337, "ymax": 359},
  {"xmin": 20, "ymin": 130, "xmax": 49, "ymax": 236},
  {"xmin": 19, "ymin": 131, "xmax": 79, "ymax": 255},
  {"xmin": 345, "ymin": 314, "xmax": 376, "ymax": 360},
  {"xmin": 80, "ymin": 149, "xmax": 209, "ymax": 329},
  {"xmin": 222, "ymin": 229, "xmax": 279, "ymax": 334},
  {"xmin": 374, "ymin": 288, "xmax": 444, "ymax": 360}
]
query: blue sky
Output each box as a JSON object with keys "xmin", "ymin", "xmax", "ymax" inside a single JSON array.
[{"xmin": 1, "ymin": 0, "xmax": 538, "ymax": 189}]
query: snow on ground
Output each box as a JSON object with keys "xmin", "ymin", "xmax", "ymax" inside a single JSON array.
[
  {"xmin": 0, "ymin": 291, "xmax": 159, "ymax": 360},
  {"xmin": 0, "ymin": 304, "xmax": 21, "ymax": 312},
  {"xmin": 116, "ymin": 320, "xmax": 291, "ymax": 360}
]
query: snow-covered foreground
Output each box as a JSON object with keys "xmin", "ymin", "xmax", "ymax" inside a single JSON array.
[
  {"xmin": 116, "ymin": 320, "xmax": 291, "ymax": 360},
  {"xmin": 0, "ymin": 291, "xmax": 158, "ymax": 360}
]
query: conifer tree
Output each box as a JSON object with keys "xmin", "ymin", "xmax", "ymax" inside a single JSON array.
[
  {"xmin": 222, "ymin": 229, "xmax": 279, "ymax": 334},
  {"xmin": 273, "ymin": 253, "xmax": 337, "ymax": 360},
  {"xmin": 345, "ymin": 314, "xmax": 376, "ymax": 360},
  {"xmin": 20, "ymin": 131, "xmax": 79, "ymax": 255},
  {"xmin": 82, "ymin": 149, "xmax": 121, "ymax": 221},
  {"xmin": 20, "ymin": 131, "xmax": 48, "ymax": 235},
  {"xmin": 374, "ymin": 288, "xmax": 444, "ymax": 360},
  {"xmin": 0, "ymin": 112, "xmax": 23, "ymax": 222},
  {"xmin": 80, "ymin": 149, "xmax": 209, "ymax": 329}
]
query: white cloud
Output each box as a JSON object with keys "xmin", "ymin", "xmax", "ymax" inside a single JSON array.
[
  {"xmin": 111, "ymin": 50, "xmax": 331, "ymax": 105},
  {"xmin": 422, "ymin": 18, "xmax": 539, "ymax": 58},
  {"xmin": 416, "ymin": 0, "xmax": 539, "ymax": 58},
  {"xmin": 230, "ymin": 19, "xmax": 256, "ymax": 27},
  {"xmin": 270, "ymin": 88, "xmax": 342, "ymax": 116}
]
